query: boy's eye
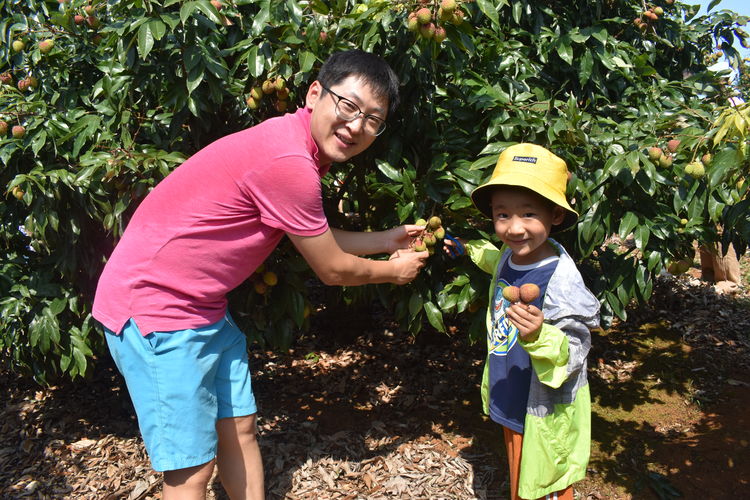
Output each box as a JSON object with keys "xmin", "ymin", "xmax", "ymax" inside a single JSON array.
[{"xmin": 523, "ymin": 212, "xmax": 536, "ymax": 218}]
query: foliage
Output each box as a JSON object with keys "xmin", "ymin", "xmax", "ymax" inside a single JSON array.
[{"xmin": 1, "ymin": 0, "xmax": 749, "ymax": 384}]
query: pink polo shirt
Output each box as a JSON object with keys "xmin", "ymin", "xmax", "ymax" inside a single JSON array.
[{"xmin": 92, "ymin": 108, "xmax": 330, "ymax": 335}]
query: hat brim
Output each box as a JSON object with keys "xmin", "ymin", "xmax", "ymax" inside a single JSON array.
[{"xmin": 470, "ymin": 174, "xmax": 579, "ymax": 233}]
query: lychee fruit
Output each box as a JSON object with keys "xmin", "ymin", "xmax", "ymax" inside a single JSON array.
[
  {"xmin": 12, "ymin": 125, "xmax": 25, "ymax": 139},
  {"xmin": 262, "ymin": 79, "xmax": 275, "ymax": 94},
  {"xmin": 0, "ymin": 73, "xmax": 12, "ymax": 85},
  {"xmin": 17, "ymin": 78, "xmax": 31, "ymax": 92},
  {"xmin": 433, "ymin": 226, "xmax": 445, "ymax": 239},
  {"xmin": 658, "ymin": 154, "xmax": 673, "ymax": 168},
  {"xmin": 420, "ymin": 22, "xmax": 435, "ymax": 39},
  {"xmin": 441, "ymin": 0, "xmax": 457, "ymax": 14},
  {"xmin": 685, "ymin": 161, "xmax": 704, "ymax": 179},
  {"xmin": 428, "ymin": 216, "xmax": 442, "ymax": 230},
  {"xmin": 0, "ymin": 121, "xmax": 8, "ymax": 135},
  {"xmin": 648, "ymin": 147, "xmax": 662, "ymax": 162},
  {"xmin": 414, "ymin": 238, "xmax": 427, "ymax": 252},
  {"xmin": 250, "ymin": 86, "xmax": 263, "ymax": 101},
  {"xmin": 12, "ymin": 40, "xmax": 25, "ymax": 52},
  {"xmin": 434, "ymin": 26, "xmax": 447, "ymax": 43},
  {"xmin": 253, "ymin": 281, "xmax": 268, "ymax": 295},
  {"xmin": 666, "ymin": 139, "xmax": 681, "ymax": 153},
  {"xmin": 502, "ymin": 286, "xmax": 520, "ymax": 303},
  {"xmin": 423, "ymin": 233, "xmax": 437, "ymax": 247},
  {"xmin": 38, "ymin": 39, "xmax": 54, "ymax": 54},
  {"xmin": 74, "ymin": 14, "xmax": 85, "ymax": 24},
  {"xmin": 519, "ymin": 283, "xmax": 540, "ymax": 303},
  {"xmin": 416, "ymin": 7, "xmax": 431, "ymax": 24},
  {"xmin": 701, "ymin": 153, "xmax": 712, "ymax": 165},
  {"xmin": 11, "ymin": 186, "xmax": 24, "ymax": 200},
  {"xmin": 276, "ymin": 87, "xmax": 290, "ymax": 100},
  {"xmin": 262, "ymin": 271, "xmax": 278, "ymax": 286},
  {"xmin": 245, "ymin": 96, "xmax": 259, "ymax": 109}
]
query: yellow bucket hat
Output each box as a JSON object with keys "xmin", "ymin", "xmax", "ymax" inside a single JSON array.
[{"xmin": 470, "ymin": 143, "xmax": 578, "ymax": 232}]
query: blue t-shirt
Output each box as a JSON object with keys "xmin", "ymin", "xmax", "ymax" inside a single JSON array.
[{"xmin": 488, "ymin": 254, "xmax": 558, "ymax": 432}]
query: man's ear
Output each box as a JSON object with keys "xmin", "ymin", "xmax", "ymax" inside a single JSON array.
[{"xmin": 305, "ymin": 80, "xmax": 323, "ymax": 110}]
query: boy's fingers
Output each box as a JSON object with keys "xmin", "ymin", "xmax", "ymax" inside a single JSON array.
[{"xmin": 444, "ymin": 234, "xmax": 465, "ymax": 258}]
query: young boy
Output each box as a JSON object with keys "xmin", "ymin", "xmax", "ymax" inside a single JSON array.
[{"xmin": 445, "ymin": 143, "xmax": 600, "ymax": 500}]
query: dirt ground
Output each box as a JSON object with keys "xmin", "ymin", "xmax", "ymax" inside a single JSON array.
[{"xmin": 1, "ymin": 258, "xmax": 749, "ymax": 499}]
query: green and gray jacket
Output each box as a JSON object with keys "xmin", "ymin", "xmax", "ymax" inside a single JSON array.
[{"xmin": 465, "ymin": 238, "xmax": 600, "ymax": 499}]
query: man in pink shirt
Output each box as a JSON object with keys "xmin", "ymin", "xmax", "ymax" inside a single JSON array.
[{"xmin": 92, "ymin": 50, "xmax": 427, "ymax": 499}]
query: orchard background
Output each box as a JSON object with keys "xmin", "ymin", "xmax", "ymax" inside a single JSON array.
[{"xmin": 1, "ymin": 0, "xmax": 749, "ymax": 384}]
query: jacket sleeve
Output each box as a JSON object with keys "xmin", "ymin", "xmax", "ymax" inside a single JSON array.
[
  {"xmin": 465, "ymin": 240, "xmax": 503, "ymax": 275},
  {"xmin": 520, "ymin": 316, "xmax": 590, "ymax": 389}
]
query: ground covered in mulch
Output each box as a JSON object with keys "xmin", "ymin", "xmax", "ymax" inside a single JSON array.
[{"xmin": 2, "ymin": 268, "xmax": 749, "ymax": 499}]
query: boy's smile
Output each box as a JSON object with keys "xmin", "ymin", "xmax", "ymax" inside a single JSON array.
[{"xmin": 490, "ymin": 187, "xmax": 565, "ymax": 265}]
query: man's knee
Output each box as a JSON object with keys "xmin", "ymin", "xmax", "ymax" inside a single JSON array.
[
  {"xmin": 164, "ymin": 460, "xmax": 216, "ymax": 491},
  {"xmin": 218, "ymin": 414, "xmax": 259, "ymax": 443}
]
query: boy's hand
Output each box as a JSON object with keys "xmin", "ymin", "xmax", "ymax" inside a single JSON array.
[
  {"xmin": 442, "ymin": 234, "xmax": 466, "ymax": 258},
  {"xmin": 385, "ymin": 224, "xmax": 425, "ymax": 254},
  {"xmin": 505, "ymin": 303, "xmax": 544, "ymax": 342}
]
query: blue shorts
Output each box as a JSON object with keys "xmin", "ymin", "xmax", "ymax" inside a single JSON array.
[{"xmin": 105, "ymin": 315, "xmax": 257, "ymax": 472}]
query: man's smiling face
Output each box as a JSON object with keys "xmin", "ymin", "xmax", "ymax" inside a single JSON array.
[{"xmin": 306, "ymin": 76, "xmax": 388, "ymax": 165}]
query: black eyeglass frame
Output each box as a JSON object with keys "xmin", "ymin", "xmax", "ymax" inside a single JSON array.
[{"xmin": 321, "ymin": 85, "xmax": 387, "ymax": 136}]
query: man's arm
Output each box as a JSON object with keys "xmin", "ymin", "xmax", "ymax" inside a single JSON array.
[
  {"xmin": 288, "ymin": 229, "xmax": 428, "ymax": 286},
  {"xmin": 330, "ymin": 224, "xmax": 425, "ymax": 256}
]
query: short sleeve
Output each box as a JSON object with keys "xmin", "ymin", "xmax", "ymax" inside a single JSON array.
[{"xmin": 242, "ymin": 154, "xmax": 329, "ymax": 236}]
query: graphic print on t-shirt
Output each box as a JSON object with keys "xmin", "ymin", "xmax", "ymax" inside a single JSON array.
[{"xmin": 489, "ymin": 279, "xmax": 517, "ymax": 356}]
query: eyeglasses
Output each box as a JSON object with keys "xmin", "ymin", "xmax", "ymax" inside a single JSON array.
[{"xmin": 322, "ymin": 85, "xmax": 387, "ymax": 136}]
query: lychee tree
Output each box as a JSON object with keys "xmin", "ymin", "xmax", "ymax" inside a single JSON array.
[{"xmin": 1, "ymin": 0, "xmax": 748, "ymax": 383}]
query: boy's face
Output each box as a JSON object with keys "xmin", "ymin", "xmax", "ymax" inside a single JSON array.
[
  {"xmin": 490, "ymin": 187, "xmax": 566, "ymax": 265},
  {"xmin": 306, "ymin": 76, "xmax": 388, "ymax": 165}
]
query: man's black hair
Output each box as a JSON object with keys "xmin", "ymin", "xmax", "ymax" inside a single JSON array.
[{"xmin": 317, "ymin": 50, "xmax": 400, "ymax": 117}]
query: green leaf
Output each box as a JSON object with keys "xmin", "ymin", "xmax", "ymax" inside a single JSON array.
[
  {"xmin": 634, "ymin": 224, "xmax": 650, "ymax": 250},
  {"xmin": 149, "ymin": 19, "xmax": 167, "ymax": 40},
  {"xmin": 618, "ymin": 212, "xmax": 638, "ymax": 239},
  {"xmin": 137, "ymin": 22, "xmax": 154, "ymax": 60},
  {"xmin": 186, "ymin": 65, "xmax": 205, "ymax": 95},
  {"xmin": 246, "ymin": 45, "xmax": 264, "ymax": 78},
  {"xmin": 376, "ymin": 159, "xmax": 402, "ymax": 182},
  {"xmin": 423, "ymin": 302, "xmax": 446, "ymax": 333},
  {"xmin": 180, "ymin": 1, "xmax": 198, "ymax": 24},
  {"xmin": 408, "ymin": 292, "xmax": 423, "ymax": 318},
  {"xmin": 476, "ymin": 0, "xmax": 500, "ymax": 27},
  {"xmin": 309, "ymin": 0, "xmax": 329, "ymax": 15},
  {"xmin": 298, "ymin": 50, "xmax": 316, "ymax": 74},
  {"xmin": 556, "ymin": 36, "xmax": 573, "ymax": 65},
  {"xmin": 579, "ymin": 49, "xmax": 594, "ymax": 85}
]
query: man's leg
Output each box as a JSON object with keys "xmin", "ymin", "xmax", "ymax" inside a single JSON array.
[
  {"xmin": 216, "ymin": 414, "xmax": 265, "ymax": 500},
  {"xmin": 163, "ymin": 460, "xmax": 216, "ymax": 500}
]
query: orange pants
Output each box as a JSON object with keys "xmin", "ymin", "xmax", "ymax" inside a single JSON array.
[{"xmin": 503, "ymin": 426, "xmax": 574, "ymax": 500}]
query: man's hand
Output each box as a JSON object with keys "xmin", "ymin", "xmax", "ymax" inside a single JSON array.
[
  {"xmin": 388, "ymin": 248, "xmax": 429, "ymax": 284},
  {"xmin": 384, "ymin": 224, "xmax": 426, "ymax": 254},
  {"xmin": 505, "ymin": 303, "xmax": 544, "ymax": 342}
]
